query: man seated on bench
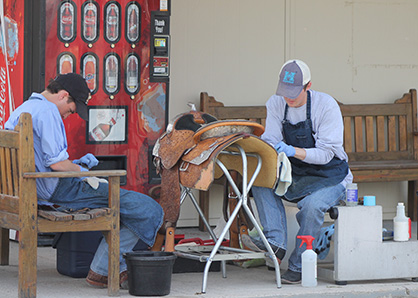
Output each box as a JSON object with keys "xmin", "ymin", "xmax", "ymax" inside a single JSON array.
[
  {"xmin": 242, "ymin": 59, "xmax": 353, "ymax": 284},
  {"xmin": 5, "ymin": 73, "xmax": 163, "ymax": 289}
]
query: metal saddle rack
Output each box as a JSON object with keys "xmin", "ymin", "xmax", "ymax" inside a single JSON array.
[
  {"xmin": 175, "ymin": 143, "xmax": 282, "ymax": 293},
  {"xmin": 153, "ymin": 114, "xmax": 282, "ymax": 293}
]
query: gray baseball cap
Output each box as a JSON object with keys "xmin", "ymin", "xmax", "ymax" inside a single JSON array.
[{"xmin": 276, "ymin": 59, "xmax": 311, "ymax": 99}]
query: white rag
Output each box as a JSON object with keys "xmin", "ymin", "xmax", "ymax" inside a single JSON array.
[
  {"xmin": 274, "ymin": 152, "xmax": 292, "ymax": 196},
  {"xmin": 83, "ymin": 177, "xmax": 109, "ymax": 190}
]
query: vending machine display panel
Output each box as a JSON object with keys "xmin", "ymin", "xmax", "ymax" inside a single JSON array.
[{"xmin": 87, "ymin": 105, "xmax": 128, "ymax": 144}]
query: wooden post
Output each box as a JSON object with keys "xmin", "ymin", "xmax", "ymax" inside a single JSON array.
[{"xmin": 106, "ymin": 176, "xmax": 120, "ymax": 296}]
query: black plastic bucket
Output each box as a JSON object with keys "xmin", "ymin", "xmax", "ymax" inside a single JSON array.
[{"xmin": 123, "ymin": 251, "xmax": 177, "ymax": 296}]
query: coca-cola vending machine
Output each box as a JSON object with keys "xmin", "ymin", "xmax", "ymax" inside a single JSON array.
[{"xmin": 16, "ymin": 0, "xmax": 170, "ymax": 198}]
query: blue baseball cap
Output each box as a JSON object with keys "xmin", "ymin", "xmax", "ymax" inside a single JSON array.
[{"xmin": 276, "ymin": 59, "xmax": 311, "ymax": 99}]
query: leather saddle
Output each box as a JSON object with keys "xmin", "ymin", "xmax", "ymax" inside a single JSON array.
[{"xmin": 152, "ymin": 112, "xmax": 278, "ymax": 251}]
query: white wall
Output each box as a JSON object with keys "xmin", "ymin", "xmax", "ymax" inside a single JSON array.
[{"xmin": 170, "ymin": 0, "xmax": 418, "ymax": 226}]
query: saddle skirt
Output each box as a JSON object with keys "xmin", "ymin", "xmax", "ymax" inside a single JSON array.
[{"xmin": 153, "ymin": 111, "xmax": 217, "ymax": 170}]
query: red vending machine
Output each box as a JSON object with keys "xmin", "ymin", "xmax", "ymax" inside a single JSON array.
[{"xmin": 20, "ymin": 0, "xmax": 170, "ymax": 197}]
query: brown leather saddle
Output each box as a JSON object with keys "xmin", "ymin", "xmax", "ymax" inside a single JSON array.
[{"xmin": 152, "ymin": 112, "xmax": 278, "ymax": 251}]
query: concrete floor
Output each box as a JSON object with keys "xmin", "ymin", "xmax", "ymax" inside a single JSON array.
[{"xmin": 1, "ymin": 226, "xmax": 418, "ymax": 298}]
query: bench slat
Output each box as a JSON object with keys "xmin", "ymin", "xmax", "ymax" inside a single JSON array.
[
  {"xmin": 343, "ymin": 117, "xmax": 352, "ymax": 152},
  {"xmin": 399, "ymin": 115, "xmax": 407, "ymax": 151},
  {"xmin": 388, "ymin": 116, "xmax": 396, "ymax": 151},
  {"xmin": 23, "ymin": 169, "xmax": 126, "ymax": 178},
  {"xmin": 11, "ymin": 149, "xmax": 18, "ymax": 197},
  {"xmin": 0, "ymin": 148, "xmax": 5, "ymax": 194},
  {"xmin": 38, "ymin": 207, "xmax": 111, "ymax": 222},
  {"xmin": 355, "ymin": 116, "xmax": 363, "ymax": 152},
  {"xmin": 0, "ymin": 130, "xmax": 19, "ymax": 149},
  {"xmin": 5, "ymin": 149, "xmax": 13, "ymax": 195},
  {"xmin": 376, "ymin": 116, "xmax": 385, "ymax": 152},
  {"xmin": 366, "ymin": 116, "xmax": 374, "ymax": 152},
  {"xmin": 38, "ymin": 210, "xmax": 73, "ymax": 221},
  {"xmin": 340, "ymin": 103, "xmax": 409, "ymax": 116},
  {"xmin": 0, "ymin": 211, "xmax": 19, "ymax": 230},
  {"xmin": 0, "ymin": 194, "xmax": 19, "ymax": 214}
]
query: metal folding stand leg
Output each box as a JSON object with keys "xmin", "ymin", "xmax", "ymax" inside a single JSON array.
[{"xmin": 175, "ymin": 144, "xmax": 281, "ymax": 293}]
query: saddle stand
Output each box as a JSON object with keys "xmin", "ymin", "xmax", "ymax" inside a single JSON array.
[
  {"xmin": 153, "ymin": 113, "xmax": 282, "ymax": 293},
  {"xmin": 176, "ymin": 144, "xmax": 282, "ymax": 293}
]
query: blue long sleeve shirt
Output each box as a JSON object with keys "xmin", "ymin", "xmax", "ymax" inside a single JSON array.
[{"xmin": 5, "ymin": 93, "xmax": 69, "ymax": 201}]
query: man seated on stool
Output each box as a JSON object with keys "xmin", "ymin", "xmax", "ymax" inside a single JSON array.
[
  {"xmin": 242, "ymin": 59, "xmax": 352, "ymax": 284},
  {"xmin": 5, "ymin": 73, "xmax": 164, "ymax": 289}
]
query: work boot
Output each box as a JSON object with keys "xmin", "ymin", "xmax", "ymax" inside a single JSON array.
[
  {"xmin": 241, "ymin": 234, "xmax": 285, "ymax": 268},
  {"xmin": 281, "ymin": 269, "xmax": 301, "ymax": 284},
  {"xmin": 86, "ymin": 269, "xmax": 129, "ymax": 290}
]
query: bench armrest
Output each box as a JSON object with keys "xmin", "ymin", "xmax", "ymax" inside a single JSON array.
[{"xmin": 23, "ymin": 170, "xmax": 126, "ymax": 179}]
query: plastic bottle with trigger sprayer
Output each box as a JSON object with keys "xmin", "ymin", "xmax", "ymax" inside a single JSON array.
[{"xmin": 297, "ymin": 235, "xmax": 317, "ymax": 287}]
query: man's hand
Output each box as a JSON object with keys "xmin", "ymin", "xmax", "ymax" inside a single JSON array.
[
  {"xmin": 275, "ymin": 141, "xmax": 296, "ymax": 157},
  {"xmin": 73, "ymin": 153, "xmax": 99, "ymax": 169}
]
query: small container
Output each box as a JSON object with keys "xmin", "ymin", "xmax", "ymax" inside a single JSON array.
[
  {"xmin": 363, "ymin": 195, "xmax": 376, "ymax": 206},
  {"xmin": 393, "ymin": 202, "xmax": 411, "ymax": 242},
  {"xmin": 345, "ymin": 183, "xmax": 358, "ymax": 206}
]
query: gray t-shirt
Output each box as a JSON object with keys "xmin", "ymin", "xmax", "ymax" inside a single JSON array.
[{"xmin": 262, "ymin": 89, "xmax": 353, "ymax": 186}]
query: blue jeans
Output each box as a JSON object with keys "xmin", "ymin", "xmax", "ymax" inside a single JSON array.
[
  {"xmin": 48, "ymin": 178, "xmax": 164, "ymax": 275},
  {"xmin": 90, "ymin": 224, "xmax": 139, "ymax": 275},
  {"xmin": 252, "ymin": 183, "xmax": 345, "ymax": 272}
]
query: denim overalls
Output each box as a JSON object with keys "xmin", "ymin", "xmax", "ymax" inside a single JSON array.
[
  {"xmin": 282, "ymin": 91, "xmax": 348, "ymax": 201},
  {"xmin": 251, "ymin": 91, "xmax": 348, "ymax": 272}
]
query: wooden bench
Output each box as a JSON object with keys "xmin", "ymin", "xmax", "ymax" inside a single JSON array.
[
  {"xmin": 198, "ymin": 89, "xmax": 418, "ymax": 227},
  {"xmin": 0, "ymin": 113, "xmax": 126, "ymax": 298}
]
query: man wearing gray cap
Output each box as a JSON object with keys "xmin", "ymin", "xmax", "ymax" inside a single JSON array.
[
  {"xmin": 242, "ymin": 59, "xmax": 352, "ymax": 283},
  {"xmin": 5, "ymin": 73, "xmax": 163, "ymax": 289}
]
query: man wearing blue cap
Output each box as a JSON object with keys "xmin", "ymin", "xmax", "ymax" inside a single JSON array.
[
  {"xmin": 5, "ymin": 73, "xmax": 163, "ymax": 289},
  {"xmin": 242, "ymin": 59, "xmax": 353, "ymax": 283}
]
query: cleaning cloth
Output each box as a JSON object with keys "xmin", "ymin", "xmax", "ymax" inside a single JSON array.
[{"xmin": 274, "ymin": 152, "xmax": 292, "ymax": 196}]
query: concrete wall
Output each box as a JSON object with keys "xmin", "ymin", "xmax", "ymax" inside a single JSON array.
[{"xmin": 169, "ymin": 0, "xmax": 418, "ymax": 226}]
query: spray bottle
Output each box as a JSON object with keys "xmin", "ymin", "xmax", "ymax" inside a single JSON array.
[
  {"xmin": 393, "ymin": 202, "xmax": 411, "ymax": 241},
  {"xmin": 297, "ymin": 235, "xmax": 317, "ymax": 287}
]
